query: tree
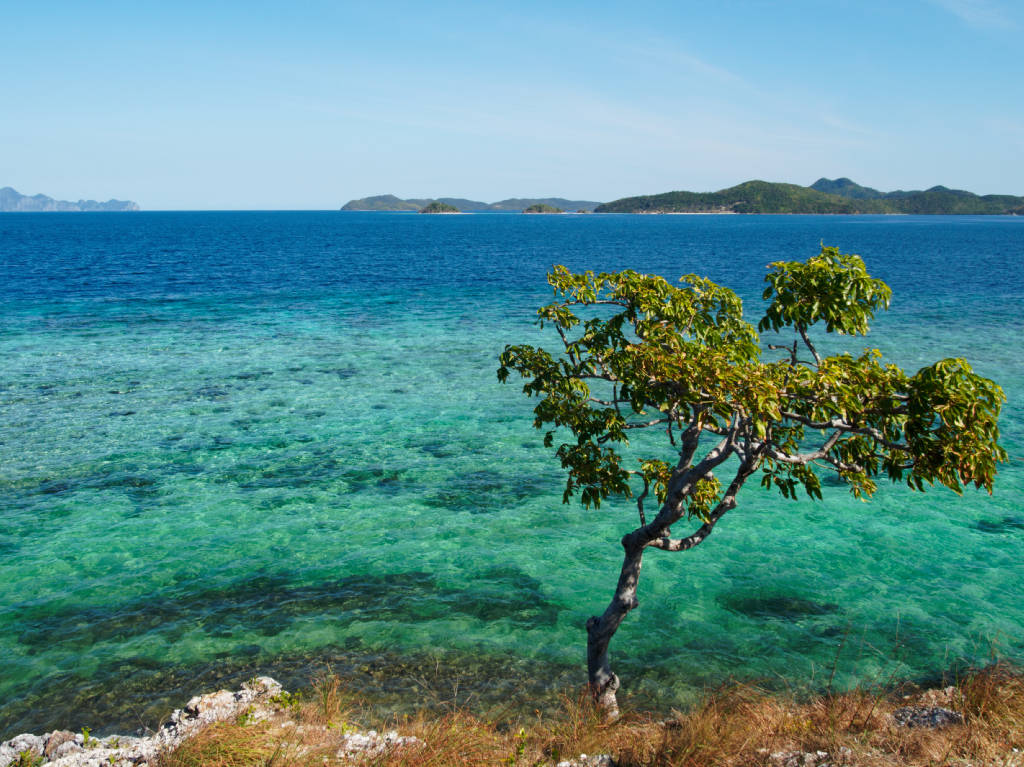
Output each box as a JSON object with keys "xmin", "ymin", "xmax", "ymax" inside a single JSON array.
[{"xmin": 497, "ymin": 246, "xmax": 1006, "ymax": 717}]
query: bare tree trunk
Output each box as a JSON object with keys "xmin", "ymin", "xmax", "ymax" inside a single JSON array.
[
  {"xmin": 583, "ymin": 434, "xmax": 746, "ymax": 717},
  {"xmin": 586, "ymin": 544, "xmax": 644, "ymax": 719}
]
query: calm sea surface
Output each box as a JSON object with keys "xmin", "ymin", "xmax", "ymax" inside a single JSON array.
[{"xmin": 1, "ymin": 212, "xmax": 1022, "ymax": 737}]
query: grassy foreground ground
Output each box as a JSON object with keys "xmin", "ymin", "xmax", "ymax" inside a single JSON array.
[{"xmin": 159, "ymin": 665, "xmax": 1024, "ymax": 767}]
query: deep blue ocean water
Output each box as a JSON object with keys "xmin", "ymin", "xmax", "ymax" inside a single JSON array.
[{"xmin": 1, "ymin": 212, "xmax": 1022, "ymax": 737}]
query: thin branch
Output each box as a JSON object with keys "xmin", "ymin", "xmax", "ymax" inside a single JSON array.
[
  {"xmin": 623, "ymin": 417, "xmax": 671, "ymax": 430},
  {"xmin": 779, "ymin": 411, "xmax": 909, "ymax": 451},
  {"xmin": 566, "ymin": 299, "xmax": 628, "ymax": 308},
  {"xmin": 767, "ymin": 340, "xmax": 802, "ymax": 367},
  {"xmin": 635, "ymin": 473, "xmax": 650, "ymax": 526},
  {"xmin": 797, "ymin": 323, "xmax": 822, "ymax": 366},
  {"xmin": 597, "ymin": 416, "xmax": 671, "ymax": 443},
  {"xmin": 821, "ymin": 455, "xmax": 864, "ymax": 473},
  {"xmin": 555, "ymin": 324, "xmax": 578, "ymax": 365},
  {"xmin": 765, "ymin": 429, "xmax": 843, "ymax": 465}
]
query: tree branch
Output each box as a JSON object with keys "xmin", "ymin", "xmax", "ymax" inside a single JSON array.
[
  {"xmin": 766, "ymin": 429, "xmax": 843, "ymax": 465},
  {"xmin": 648, "ymin": 449, "xmax": 762, "ymax": 552},
  {"xmin": 635, "ymin": 473, "xmax": 649, "ymax": 526},
  {"xmin": 821, "ymin": 455, "xmax": 865, "ymax": 473},
  {"xmin": 797, "ymin": 323, "xmax": 822, "ymax": 366},
  {"xmin": 556, "ymin": 324, "xmax": 578, "ymax": 365},
  {"xmin": 779, "ymin": 411, "xmax": 909, "ymax": 451},
  {"xmin": 676, "ymin": 408, "xmax": 705, "ymax": 469},
  {"xmin": 632, "ymin": 419, "xmax": 742, "ymax": 543},
  {"xmin": 767, "ymin": 340, "xmax": 803, "ymax": 366},
  {"xmin": 623, "ymin": 417, "xmax": 671, "ymax": 430},
  {"xmin": 588, "ymin": 396, "xmax": 631, "ymax": 407}
]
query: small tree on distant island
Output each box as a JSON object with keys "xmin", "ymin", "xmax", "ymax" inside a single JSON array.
[{"xmin": 498, "ymin": 246, "xmax": 1006, "ymax": 718}]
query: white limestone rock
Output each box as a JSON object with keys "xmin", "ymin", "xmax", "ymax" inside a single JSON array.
[
  {"xmin": 0, "ymin": 676, "xmax": 283, "ymax": 767},
  {"xmin": 556, "ymin": 755, "xmax": 615, "ymax": 767},
  {"xmin": 336, "ymin": 728, "xmax": 422, "ymax": 759},
  {"xmin": 767, "ymin": 747, "xmax": 851, "ymax": 767}
]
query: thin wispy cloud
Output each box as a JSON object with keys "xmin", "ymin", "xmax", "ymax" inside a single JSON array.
[
  {"xmin": 931, "ymin": 0, "xmax": 1015, "ymax": 29},
  {"xmin": 614, "ymin": 39, "xmax": 746, "ymax": 86},
  {"xmin": 818, "ymin": 112, "xmax": 880, "ymax": 138}
]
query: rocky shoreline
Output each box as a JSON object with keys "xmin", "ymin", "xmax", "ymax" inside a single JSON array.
[
  {"xmin": 0, "ymin": 678, "xmax": 423, "ymax": 767},
  {"xmin": 0, "ymin": 676, "xmax": 991, "ymax": 767},
  {"xmin": 0, "ymin": 677, "xmax": 612, "ymax": 767},
  {"xmin": 1, "ymin": 677, "xmax": 286, "ymax": 767}
]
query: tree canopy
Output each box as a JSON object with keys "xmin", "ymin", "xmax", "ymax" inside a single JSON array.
[{"xmin": 498, "ymin": 246, "xmax": 1006, "ymax": 716}]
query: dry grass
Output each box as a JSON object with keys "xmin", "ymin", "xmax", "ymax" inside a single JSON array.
[
  {"xmin": 160, "ymin": 721, "xmax": 287, "ymax": 767},
  {"xmin": 363, "ymin": 710, "xmax": 509, "ymax": 767},
  {"xmin": 159, "ymin": 664, "xmax": 1024, "ymax": 767}
]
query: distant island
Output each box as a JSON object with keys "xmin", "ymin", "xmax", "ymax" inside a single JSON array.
[
  {"xmin": 0, "ymin": 186, "xmax": 139, "ymax": 212},
  {"xmin": 341, "ymin": 195, "xmax": 601, "ymax": 212},
  {"xmin": 419, "ymin": 201, "xmax": 460, "ymax": 214},
  {"xmin": 523, "ymin": 203, "xmax": 564, "ymax": 214},
  {"xmin": 595, "ymin": 179, "xmax": 1024, "ymax": 215}
]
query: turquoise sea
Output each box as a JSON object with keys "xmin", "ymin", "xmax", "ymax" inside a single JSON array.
[{"xmin": 1, "ymin": 212, "xmax": 1022, "ymax": 737}]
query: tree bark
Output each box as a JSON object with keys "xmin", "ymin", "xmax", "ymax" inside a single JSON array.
[
  {"xmin": 584, "ymin": 434, "xmax": 744, "ymax": 717},
  {"xmin": 586, "ymin": 543, "xmax": 644, "ymax": 720}
]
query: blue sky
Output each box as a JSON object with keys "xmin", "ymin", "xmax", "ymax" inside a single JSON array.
[{"xmin": 2, "ymin": 0, "xmax": 1022, "ymax": 209}]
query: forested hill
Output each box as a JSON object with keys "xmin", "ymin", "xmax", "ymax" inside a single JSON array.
[
  {"xmin": 810, "ymin": 177, "xmax": 1024, "ymax": 214},
  {"xmin": 595, "ymin": 179, "xmax": 1024, "ymax": 214},
  {"xmin": 808, "ymin": 177, "xmax": 884, "ymax": 199}
]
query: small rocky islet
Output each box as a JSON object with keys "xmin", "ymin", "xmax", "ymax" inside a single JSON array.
[{"xmin": 418, "ymin": 200, "xmax": 460, "ymax": 214}]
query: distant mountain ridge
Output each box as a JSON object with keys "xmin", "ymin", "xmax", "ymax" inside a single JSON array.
[
  {"xmin": 595, "ymin": 179, "xmax": 1024, "ymax": 215},
  {"xmin": 341, "ymin": 194, "xmax": 601, "ymax": 212},
  {"xmin": 809, "ymin": 177, "xmax": 1024, "ymax": 214},
  {"xmin": 0, "ymin": 186, "xmax": 139, "ymax": 212}
]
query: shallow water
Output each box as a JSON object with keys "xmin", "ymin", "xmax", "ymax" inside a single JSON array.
[{"xmin": 1, "ymin": 212, "xmax": 1022, "ymax": 736}]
